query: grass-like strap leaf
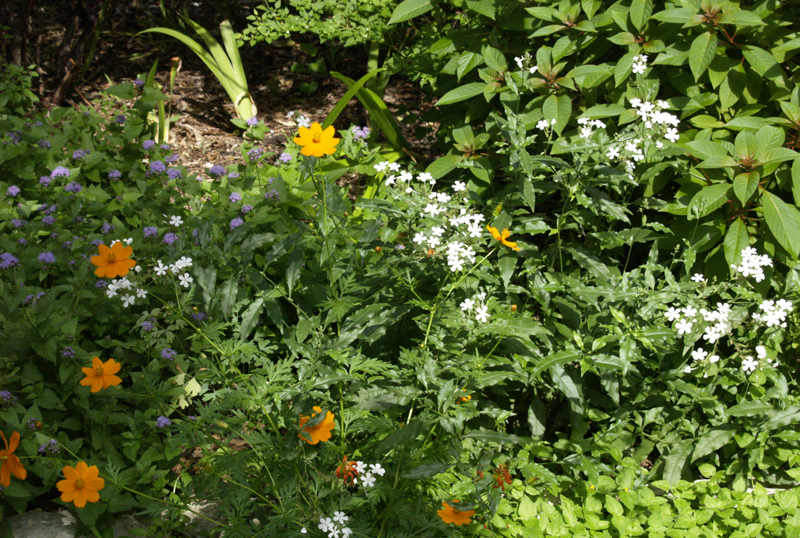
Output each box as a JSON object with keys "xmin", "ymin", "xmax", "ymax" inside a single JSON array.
[{"xmin": 323, "ymin": 69, "xmax": 384, "ymax": 130}]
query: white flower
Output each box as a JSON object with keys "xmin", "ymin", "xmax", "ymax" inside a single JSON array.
[
  {"xmin": 606, "ymin": 146, "xmax": 619, "ymax": 160},
  {"xmin": 328, "ymin": 530, "xmax": 340, "ymax": 538},
  {"xmin": 374, "ymin": 161, "xmax": 389, "ymax": 173},
  {"xmin": 342, "ymin": 529, "xmax": 352, "ymax": 538},
  {"xmin": 655, "ymin": 141, "xmax": 664, "ymax": 149},
  {"xmin": 664, "ymin": 128, "xmax": 680, "ymax": 143},
  {"xmin": 399, "ymin": 171, "xmax": 413, "ymax": 182},
  {"xmin": 742, "ymin": 356, "xmax": 759, "ymax": 374},
  {"xmin": 664, "ymin": 307, "xmax": 682, "ymax": 322},
  {"xmin": 297, "ymin": 115, "xmax": 310, "ymax": 128},
  {"xmin": 756, "ymin": 345, "xmax": 767, "ymax": 359},
  {"xmin": 477, "ymin": 291, "xmax": 486, "ymax": 302},
  {"xmin": 691, "ymin": 348, "xmax": 708, "ymax": 362},
  {"xmin": 177, "ymin": 256, "xmax": 193, "ymax": 269},
  {"xmin": 388, "ymin": 162, "xmax": 401, "ymax": 172},
  {"xmin": 369, "ymin": 463, "xmax": 386, "ymax": 476},
  {"xmin": 412, "ymin": 232, "xmax": 427, "ymax": 244},
  {"xmin": 134, "ymin": 265, "xmax": 142, "ymax": 273},
  {"xmin": 682, "ymin": 306, "xmax": 698, "ymax": 318},
  {"xmin": 467, "ymin": 222, "xmax": 483, "ymax": 238},
  {"xmin": 106, "ymin": 288, "xmax": 118, "ymax": 299},
  {"xmin": 300, "ymin": 529, "xmax": 307, "ymax": 534},
  {"xmin": 169, "ymin": 215, "xmax": 183, "ymax": 227},
  {"xmin": 453, "ymin": 181, "xmax": 466, "ymax": 192},
  {"xmin": 121, "ymin": 294, "xmax": 135, "ymax": 308},
  {"xmin": 286, "ymin": 111, "xmax": 295, "ymax": 119},
  {"xmin": 179, "ymin": 273, "xmax": 193, "ymax": 288},
  {"xmin": 536, "ymin": 119, "xmax": 550, "ymax": 131},
  {"xmin": 333, "ymin": 512, "xmax": 349, "ymax": 525},
  {"xmin": 515, "ymin": 56, "xmax": 524, "ymax": 69},
  {"xmin": 691, "ymin": 273, "xmax": 705, "ymax": 283},
  {"xmin": 632, "ymin": 62, "xmax": 647, "ymax": 74},
  {"xmin": 155, "ymin": 260, "xmax": 168, "ymax": 276},
  {"xmin": 530, "ymin": 65, "xmax": 538, "ymax": 74},
  {"xmin": 424, "ymin": 203, "xmax": 442, "ymax": 217},
  {"xmin": 318, "ymin": 518, "xmax": 333, "ymax": 532},
  {"xmin": 461, "ymin": 298, "xmax": 475, "ymax": 311},
  {"xmin": 427, "ymin": 236, "xmax": 441, "ymax": 248},
  {"xmin": 431, "ymin": 226, "xmax": 445, "ymax": 237},
  {"xmin": 630, "ymin": 98, "xmax": 642, "ymax": 108},
  {"xmin": 684, "ymin": 365, "xmax": 693, "ymax": 374},
  {"xmin": 675, "ymin": 319, "xmax": 693, "ymax": 335},
  {"xmin": 360, "ymin": 472, "xmax": 376, "ymax": 487},
  {"xmin": 709, "ymin": 355, "xmax": 720, "ymax": 363},
  {"xmin": 354, "ymin": 461, "xmax": 366, "ymax": 474},
  {"xmin": 418, "ymin": 172, "xmax": 434, "ymax": 183},
  {"xmin": 136, "ymin": 287, "xmax": 147, "ymax": 299},
  {"xmin": 475, "ymin": 305, "xmax": 490, "ymax": 323}
]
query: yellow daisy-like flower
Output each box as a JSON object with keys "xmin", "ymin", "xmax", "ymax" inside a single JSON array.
[
  {"xmin": 486, "ymin": 226, "xmax": 521, "ymax": 251},
  {"xmin": 80, "ymin": 357, "xmax": 122, "ymax": 393},
  {"xmin": 437, "ymin": 500, "xmax": 476, "ymax": 525},
  {"xmin": 293, "ymin": 123, "xmax": 340, "ymax": 157},
  {"xmin": 57, "ymin": 461, "xmax": 105, "ymax": 508},
  {"xmin": 90, "ymin": 242, "xmax": 136, "ymax": 279},
  {"xmin": 298, "ymin": 406, "xmax": 335, "ymax": 444}
]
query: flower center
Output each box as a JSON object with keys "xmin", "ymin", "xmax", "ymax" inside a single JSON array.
[
  {"xmin": 94, "ymin": 366, "xmax": 104, "ymax": 375},
  {"xmin": 107, "ymin": 253, "xmax": 116, "ymax": 261},
  {"xmin": 312, "ymin": 133, "xmax": 323, "ymax": 144},
  {"xmin": 75, "ymin": 478, "xmax": 85, "ymax": 489}
]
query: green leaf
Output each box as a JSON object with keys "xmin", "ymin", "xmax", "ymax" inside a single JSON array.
[
  {"xmin": 733, "ymin": 172, "xmax": 760, "ymax": 204},
  {"xmin": 466, "ymin": 0, "xmax": 496, "ymax": 19},
  {"xmin": 651, "ymin": 8, "xmax": 694, "ymax": 24},
  {"xmin": 240, "ymin": 297, "xmax": 264, "ymax": 342},
  {"xmin": 425, "ymin": 154, "xmax": 464, "ymax": 180},
  {"xmin": 734, "ymin": 131, "xmax": 758, "ymax": 160},
  {"xmin": 762, "ymin": 190, "xmax": 800, "ymax": 258},
  {"xmin": 726, "ymin": 401, "xmax": 773, "ymax": 417},
  {"xmin": 760, "ymin": 147, "xmax": 799, "ymax": 165},
  {"xmin": 689, "ymin": 32, "xmax": 718, "ymax": 81},
  {"xmin": 579, "ymin": 104, "xmax": 626, "ymax": 118},
  {"xmin": 285, "ymin": 248, "xmax": 303, "ymax": 297},
  {"xmin": 691, "ymin": 426, "xmax": 736, "ymax": 462},
  {"xmin": 388, "ymin": 0, "xmax": 433, "ymax": 25},
  {"xmin": 400, "ymin": 461, "xmax": 452, "ymax": 478},
  {"xmin": 696, "ymin": 155, "xmax": 739, "ymax": 169},
  {"xmin": 542, "ymin": 95, "xmax": 571, "ymax": 135},
  {"xmin": 663, "ymin": 439, "xmax": 693, "ymax": 485},
  {"xmin": 614, "ymin": 51, "xmax": 638, "ymax": 87},
  {"xmin": 457, "ymin": 51, "xmax": 483, "ymax": 81},
  {"xmin": 533, "ymin": 349, "xmax": 581, "ymax": 378},
  {"xmin": 482, "ymin": 45, "xmax": 507, "ymax": 72},
  {"xmin": 765, "ymin": 405, "xmax": 800, "ymax": 430},
  {"xmin": 465, "ymin": 429, "xmax": 523, "ymax": 445},
  {"xmin": 742, "ymin": 45, "xmax": 781, "ymax": 78},
  {"xmin": 436, "ymin": 83, "xmax": 487, "ymax": 106},
  {"xmin": 194, "ymin": 265, "xmax": 217, "ymax": 311},
  {"xmin": 688, "ymin": 184, "xmax": 732, "ymax": 219},
  {"xmin": 219, "ymin": 277, "xmax": 238, "ymax": 319},
  {"xmin": 323, "ymin": 69, "xmax": 383, "ymax": 129},
  {"xmin": 630, "ymin": 0, "xmax": 654, "ymax": 31}
]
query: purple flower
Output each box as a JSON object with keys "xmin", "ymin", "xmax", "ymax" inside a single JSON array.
[
  {"xmin": 62, "ymin": 241, "xmax": 72, "ymax": 249},
  {"xmin": 101, "ymin": 222, "xmax": 115, "ymax": 234},
  {"xmin": 265, "ymin": 189, "xmax": 279, "ymax": 201},
  {"xmin": 230, "ymin": 217, "xmax": 244, "ymax": 230},
  {"xmin": 353, "ymin": 126, "xmax": 371, "ymax": 139},
  {"xmin": 5, "ymin": 132, "xmax": 21, "ymax": 145},
  {"xmin": 72, "ymin": 149, "xmax": 89, "ymax": 160},
  {"xmin": 208, "ymin": 165, "xmax": 225, "ymax": 177},
  {"xmin": 38, "ymin": 251, "xmax": 56, "ymax": 264},
  {"xmin": 167, "ymin": 168, "xmax": 182, "ymax": 180},
  {"xmin": 142, "ymin": 321, "xmax": 154, "ymax": 331},
  {"xmin": 42, "ymin": 215, "xmax": 56, "ymax": 226},
  {"xmin": 11, "ymin": 219, "xmax": 26, "ymax": 228},
  {"xmin": 92, "ymin": 239, "xmax": 102, "ymax": 247},
  {"xmin": 108, "ymin": 169, "xmax": 122, "ymax": 179},
  {"xmin": 242, "ymin": 204, "xmax": 253, "ymax": 214},
  {"xmin": 156, "ymin": 416, "xmax": 172, "ymax": 429},
  {"xmin": 39, "ymin": 176, "xmax": 52, "ymax": 187},
  {"xmin": 142, "ymin": 140, "xmax": 156, "ymax": 150},
  {"xmin": 188, "ymin": 415, "xmax": 197, "ymax": 421},
  {"xmin": 0, "ymin": 390, "xmax": 18, "ymax": 405},
  {"xmin": 134, "ymin": 78, "xmax": 145, "ymax": 88},
  {"xmin": 160, "ymin": 144, "xmax": 170, "ymax": 151},
  {"xmin": 62, "ymin": 346, "xmax": 75, "ymax": 358},
  {"xmin": 50, "ymin": 166, "xmax": 70, "ymax": 178},
  {"xmin": 161, "ymin": 348, "xmax": 177, "ymax": 360},
  {"xmin": 38, "ymin": 440, "xmax": 59, "ymax": 454},
  {"xmin": 165, "ymin": 153, "xmax": 180, "ymax": 164},
  {"xmin": 279, "ymin": 152, "xmax": 292, "ymax": 163},
  {"xmin": 7, "ymin": 185, "xmax": 20, "ymax": 197},
  {"xmin": 247, "ymin": 117, "xmax": 259, "ymax": 127},
  {"xmin": 49, "ymin": 232, "xmax": 59, "ymax": 239},
  {"xmin": 144, "ymin": 226, "xmax": 158, "ymax": 238},
  {"xmin": 191, "ymin": 312, "xmax": 208, "ymax": 321},
  {"xmin": 163, "ymin": 233, "xmax": 178, "ymax": 245},
  {"xmin": 229, "ymin": 192, "xmax": 242, "ymax": 203},
  {"xmin": 18, "ymin": 238, "xmax": 27, "ymax": 246},
  {"xmin": 43, "ymin": 204, "xmax": 57, "ymax": 215},
  {"xmin": 228, "ymin": 172, "xmax": 239, "ymax": 179},
  {"xmin": 0, "ymin": 253, "xmax": 20, "ymax": 269},
  {"xmin": 247, "ymin": 148, "xmax": 263, "ymax": 161},
  {"xmin": 149, "ymin": 160, "xmax": 166, "ymax": 174},
  {"xmin": 95, "ymin": 280, "xmax": 107, "ymax": 288},
  {"xmin": 64, "ymin": 181, "xmax": 82, "ymax": 193},
  {"xmin": 26, "ymin": 417, "xmax": 40, "ymax": 430},
  {"xmin": 38, "ymin": 140, "xmax": 51, "ymax": 148}
]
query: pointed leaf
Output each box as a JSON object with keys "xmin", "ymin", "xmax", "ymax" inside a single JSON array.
[
  {"xmin": 733, "ymin": 172, "xmax": 760, "ymax": 204},
  {"xmin": 436, "ymin": 83, "xmax": 488, "ymax": 106},
  {"xmin": 691, "ymin": 426, "xmax": 736, "ymax": 462},
  {"xmin": 724, "ymin": 218, "xmax": 750, "ymax": 271},
  {"xmin": 664, "ymin": 439, "xmax": 693, "ymax": 485},
  {"xmin": 689, "ymin": 32, "xmax": 718, "ymax": 81},
  {"xmin": 762, "ymin": 191, "xmax": 800, "ymax": 258},
  {"xmin": 688, "ymin": 184, "xmax": 732, "ymax": 218},
  {"xmin": 388, "ymin": 0, "xmax": 433, "ymax": 25},
  {"xmin": 630, "ymin": 0, "xmax": 654, "ymax": 31}
]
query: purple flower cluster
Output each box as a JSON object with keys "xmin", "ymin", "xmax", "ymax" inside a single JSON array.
[
  {"xmin": 278, "ymin": 152, "xmax": 292, "ymax": 163},
  {"xmin": 51, "ymin": 166, "xmax": 70, "ymax": 178},
  {"xmin": 42, "ymin": 215, "xmax": 56, "ymax": 226},
  {"xmin": 0, "ymin": 253, "xmax": 20, "ymax": 269},
  {"xmin": 39, "ymin": 176, "xmax": 52, "ymax": 187},
  {"xmin": 228, "ymin": 172, "xmax": 240, "ymax": 179},
  {"xmin": 72, "ymin": 149, "xmax": 89, "ymax": 160},
  {"xmin": 0, "ymin": 390, "xmax": 17, "ymax": 405},
  {"xmin": 167, "ymin": 168, "xmax": 182, "ymax": 180},
  {"xmin": 134, "ymin": 78, "xmax": 145, "ymax": 88},
  {"xmin": 26, "ymin": 417, "xmax": 40, "ymax": 430},
  {"xmin": 265, "ymin": 189, "xmax": 279, "ymax": 201},
  {"xmin": 24, "ymin": 292, "xmax": 46, "ymax": 304},
  {"xmin": 38, "ymin": 440, "xmax": 59, "ymax": 454},
  {"xmin": 247, "ymin": 117, "xmax": 259, "ymax": 127},
  {"xmin": 191, "ymin": 312, "xmax": 208, "ymax": 321},
  {"xmin": 38, "ymin": 251, "xmax": 56, "ymax": 264},
  {"xmin": 91, "ymin": 239, "xmax": 102, "ymax": 247},
  {"xmin": 65, "ymin": 181, "xmax": 82, "ymax": 193},
  {"xmin": 5, "ymin": 131, "xmax": 21, "ymax": 145},
  {"xmin": 144, "ymin": 226, "xmax": 158, "ymax": 238},
  {"xmin": 7, "ymin": 185, "xmax": 20, "ymax": 197},
  {"xmin": 188, "ymin": 415, "xmax": 197, "ymax": 421},
  {"xmin": 115, "ymin": 115, "xmax": 126, "ymax": 124},
  {"xmin": 61, "ymin": 241, "xmax": 72, "ymax": 250},
  {"xmin": 95, "ymin": 280, "xmax": 107, "ymax": 289},
  {"xmin": 156, "ymin": 416, "xmax": 172, "ymax": 429},
  {"xmin": 101, "ymin": 222, "xmax": 115, "ymax": 234},
  {"xmin": 353, "ymin": 126, "xmax": 371, "ymax": 140},
  {"xmin": 142, "ymin": 140, "xmax": 156, "ymax": 150},
  {"xmin": 38, "ymin": 140, "xmax": 51, "ymax": 148},
  {"xmin": 142, "ymin": 320, "xmax": 155, "ymax": 331},
  {"xmin": 230, "ymin": 217, "xmax": 244, "ymax": 230},
  {"xmin": 229, "ymin": 192, "xmax": 242, "ymax": 203},
  {"xmin": 161, "ymin": 348, "xmax": 177, "ymax": 360},
  {"xmin": 247, "ymin": 148, "xmax": 263, "ymax": 161},
  {"xmin": 208, "ymin": 165, "xmax": 225, "ymax": 177},
  {"xmin": 163, "ymin": 233, "xmax": 178, "ymax": 245},
  {"xmin": 42, "ymin": 204, "xmax": 57, "ymax": 214},
  {"xmin": 149, "ymin": 160, "xmax": 166, "ymax": 174},
  {"xmin": 108, "ymin": 169, "xmax": 122, "ymax": 180},
  {"xmin": 18, "ymin": 238, "xmax": 27, "ymax": 246},
  {"xmin": 11, "ymin": 219, "xmax": 26, "ymax": 228},
  {"xmin": 160, "ymin": 144, "xmax": 170, "ymax": 151},
  {"xmin": 242, "ymin": 204, "xmax": 253, "ymax": 214},
  {"xmin": 165, "ymin": 153, "xmax": 180, "ymax": 164},
  {"xmin": 62, "ymin": 346, "xmax": 75, "ymax": 358}
]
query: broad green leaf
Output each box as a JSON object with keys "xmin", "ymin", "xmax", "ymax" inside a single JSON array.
[
  {"xmin": 219, "ymin": 277, "xmax": 238, "ymax": 319},
  {"xmin": 733, "ymin": 172, "xmax": 760, "ymax": 204},
  {"xmin": 725, "ymin": 116, "xmax": 775, "ymax": 131},
  {"xmin": 688, "ymin": 184, "xmax": 732, "ymax": 218},
  {"xmin": 543, "ymin": 94, "xmax": 571, "ymax": 135},
  {"xmin": 481, "ymin": 45, "xmax": 507, "ymax": 72},
  {"xmin": 663, "ymin": 439, "xmax": 693, "ymax": 485},
  {"xmin": 194, "ymin": 265, "xmax": 217, "ymax": 311},
  {"xmin": 466, "ymin": 0, "xmax": 496, "ymax": 19},
  {"xmin": 760, "ymin": 147, "xmax": 799, "ymax": 165},
  {"xmin": 685, "ymin": 140, "xmax": 729, "ymax": 158},
  {"xmin": 762, "ymin": 190, "xmax": 800, "ymax": 258},
  {"xmin": 724, "ymin": 217, "xmax": 750, "ymax": 269},
  {"xmin": 436, "ymin": 83, "xmax": 487, "ymax": 106},
  {"xmin": 691, "ymin": 426, "xmax": 736, "ymax": 462},
  {"xmin": 533, "ymin": 349, "xmax": 581, "ymax": 378},
  {"xmin": 755, "ymin": 125, "xmax": 785, "ymax": 151},
  {"xmin": 726, "ymin": 401, "xmax": 773, "ymax": 417},
  {"xmin": 689, "ymin": 32, "xmax": 718, "ymax": 81},
  {"xmin": 734, "ymin": 131, "xmax": 758, "ymax": 160},
  {"xmin": 630, "ymin": 0, "xmax": 654, "ymax": 31},
  {"xmin": 614, "ymin": 51, "xmax": 638, "ymax": 87},
  {"xmin": 465, "ymin": 430, "xmax": 523, "ymax": 445},
  {"xmin": 457, "ymin": 51, "xmax": 483, "ymax": 81},
  {"xmin": 724, "ymin": 10, "xmax": 764, "ymax": 28},
  {"xmin": 388, "ymin": 0, "xmax": 433, "ymax": 25},
  {"xmin": 765, "ymin": 405, "xmax": 800, "ymax": 430},
  {"xmin": 579, "ymin": 104, "xmax": 626, "ymax": 118},
  {"xmin": 696, "ymin": 155, "xmax": 738, "ymax": 169},
  {"xmin": 651, "ymin": 8, "xmax": 693, "ymax": 23},
  {"xmin": 742, "ymin": 45, "xmax": 782, "ymax": 78},
  {"xmin": 401, "ymin": 461, "xmax": 453, "ymax": 479},
  {"xmin": 793, "ymin": 159, "xmax": 800, "ymax": 205},
  {"xmin": 425, "ymin": 154, "xmax": 464, "ymax": 180}
]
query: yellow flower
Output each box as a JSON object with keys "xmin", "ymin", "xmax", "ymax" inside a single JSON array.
[
  {"xmin": 437, "ymin": 500, "xmax": 475, "ymax": 525},
  {"xmin": 0, "ymin": 431, "xmax": 27, "ymax": 487},
  {"xmin": 90, "ymin": 242, "xmax": 136, "ymax": 279},
  {"xmin": 487, "ymin": 226, "xmax": 521, "ymax": 251},
  {"xmin": 80, "ymin": 357, "xmax": 122, "ymax": 392},
  {"xmin": 298, "ymin": 406, "xmax": 335, "ymax": 444},
  {"xmin": 57, "ymin": 462, "xmax": 104, "ymax": 508},
  {"xmin": 293, "ymin": 122, "xmax": 340, "ymax": 157}
]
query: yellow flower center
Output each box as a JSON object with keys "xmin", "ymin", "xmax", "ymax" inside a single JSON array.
[
  {"xmin": 75, "ymin": 478, "xmax": 85, "ymax": 489},
  {"xmin": 107, "ymin": 252, "xmax": 117, "ymax": 261},
  {"xmin": 94, "ymin": 366, "xmax": 104, "ymax": 375},
  {"xmin": 312, "ymin": 133, "xmax": 323, "ymax": 143}
]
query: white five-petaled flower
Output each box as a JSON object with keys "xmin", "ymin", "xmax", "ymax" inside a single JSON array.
[
  {"xmin": 286, "ymin": 111, "xmax": 295, "ymax": 119},
  {"xmin": 360, "ymin": 472, "xmax": 376, "ymax": 487},
  {"xmin": 675, "ymin": 319, "xmax": 693, "ymax": 335},
  {"xmin": 475, "ymin": 305, "xmax": 490, "ymax": 323},
  {"xmin": 460, "ymin": 298, "xmax": 475, "ymax": 311},
  {"xmin": 333, "ymin": 512, "xmax": 348, "ymax": 525},
  {"xmin": 374, "ymin": 161, "xmax": 388, "ymax": 173},
  {"xmin": 155, "ymin": 260, "xmax": 168, "ymax": 276},
  {"xmin": 318, "ymin": 518, "xmax": 333, "ymax": 532},
  {"xmin": 453, "ymin": 181, "xmax": 466, "ymax": 192},
  {"xmin": 342, "ymin": 528, "xmax": 352, "ymax": 537},
  {"xmin": 179, "ymin": 273, "xmax": 193, "ymax": 288},
  {"xmin": 121, "ymin": 295, "xmax": 135, "ymax": 308},
  {"xmin": 742, "ymin": 356, "xmax": 759, "ymax": 374},
  {"xmin": 369, "ymin": 463, "xmax": 386, "ymax": 476},
  {"xmin": 665, "ymin": 128, "xmax": 679, "ymax": 143},
  {"xmin": 756, "ymin": 345, "xmax": 767, "ymax": 359},
  {"xmin": 691, "ymin": 348, "xmax": 708, "ymax": 362},
  {"xmin": 606, "ymin": 146, "xmax": 619, "ymax": 160},
  {"xmin": 297, "ymin": 115, "xmax": 310, "ymax": 128},
  {"xmin": 388, "ymin": 162, "xmax": 401, "ymax": 172},
  {"xmin": 169, "ymin": 215, "xmax": 183, "ymax": 227},
  {"xmin": 664, "ymin": 307, "xmax": 681, "ymax": 321},
  {"xmin": 691, "ymin": 273, "xmax": 706, "ymax": 283}
]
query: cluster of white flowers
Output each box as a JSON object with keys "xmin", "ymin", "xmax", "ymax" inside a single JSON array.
[
  {"xmin": 684, "ymin": 347, "xmax": 720, "ymax": 375},
  {"xmin": 536, "ymin": 118, "xmax": 556, "ymax": 131},
  {"xmin": 353, "ymin": 461, "xmax": 385, "ymax": 488},
  {"xmin": 577, "ymin": 117, "xmax": 607, "ymax": 139},
  {"xmin": 631, "ymin": 54, "xmax": 648, "ymax": 75},
  {"xmin": 606, "ymin": 138, "xmax": 645, "ymax": 172},
  {"xmin": 514, "ymin": 54, "xmax": 539, "ymax": 74},
  {"xmin": 666, "ymin": 302, "xmax": 732, "ymax": 342},
  {"xmin": 106, "ymin": 277, "xmax": 147, "ymax": 307},
  {"xmin": 629, "ymin": 98, "xmax": 680, "ymax": 144},
  {"xmin": 732, "ymin": 247, "xmax": 773, "ymax": 282},
  {"xmin": 318, "ymin": 512, "xmax": 353, "ymax": 538},
  {"xmin": 461, "ymin": 292, "xmax": 490, "ymax": 323},
  {"xmin": 753, "ymin": 299, "xmax": 793, "ymax": 328},
  {"xmin": 154, "ymin": 257, "xmax": 194, "ymax": 288},
  {"xmin": 741, "ymin": 345, "xmax": 778, "ymax": 373}
]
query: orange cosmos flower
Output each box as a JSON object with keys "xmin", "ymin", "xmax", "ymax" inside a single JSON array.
[
  {"xmin": 486, "ymin": 226, "xmax": 521, "ymax": 251},
  {"xmin": 298, "ymin": 406, "xmax": 335, "ymax": 444},
  {"xmin": 57, "ymin": 461, "xmax": 105, "ymax": 508},
  {"xmin": 293, "ymin": 122, "xmax": 340, "ymax": 157},
  {"xmin": 90, "ymin": 241, "xmax": 136, "ymax": 279},
  {"xmin": 80, "ymin": 357, "xmax": 122, "ymax": 392},
  {"xmin": 0, "ymin": 431, "xmax": 27, "ymax": 487},
  {"xmin": 437, "ymin": 500, "xmax": 476, "ymax": 525}
]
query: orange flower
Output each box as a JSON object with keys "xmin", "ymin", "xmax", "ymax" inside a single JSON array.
[
  {"xmin": 457, "ymin": 389, "xmax": 471, "ymax": 404},
  {"xmin": 0, "ymin": 431, "xmax": 27, "ymax": 487},
  {"xmin": 335, "ymin": 455, "xmax": 359, "ymax": 485},
  {"xmin": 298, "ymin": 406, "xmax": 335, "ymax": 444},
  {"xmin": 486, "ymin": 226, "xmax": 521, "ymax": 251},
  {"xmin": 437, "ymin": 500, "xmax": 475, "ymax": 525},
  {"xmin": 90, "ymin": 242, "xmax": 136, "ymax": 278},
  {"xmin": 80, "ymin": 357, "xmax": 122, "ymax": 392},
  {"xmin": 57, "ymin": 462, "xmax": 104, "ymax": 508},
  {"xmin": 293, "ymin": 122, "xmax": 340, "ymax": 157},
  {"xmin": 492, "ymin": 464, "xmax": 512, "ymax": 491}
]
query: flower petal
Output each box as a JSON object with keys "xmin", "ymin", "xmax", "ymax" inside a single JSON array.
[
  {"xmin": 8, "ymin": 431, "xmax": 19, "ymax": 453},
  {"xmin": 72, "ymin": 488, "xmax": 87, "ymax": 508},
  {"xmin": 62, "ymin": 465, "xmax": 78, "ymax": 482},
  {"xmin": 103, "ymin": 359, "xmax": 121, "ymax": 375},
  {"xmin": 94, "ymin": 266, "xmax": 107, "ymax": 278},
  {"xmin": 97, "ymin": 244, "xmax": 111, "ymax": 258},
  {"xmin": 74, "ymin": 461, "xmax": 89, "ymax": 478},
  {"xmin": 57, "ymin": 478, "xmax": 76, "ymax": 493}
]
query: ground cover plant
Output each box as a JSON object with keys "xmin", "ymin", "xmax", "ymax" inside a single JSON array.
[{"xmin": 2, "ymin": 0, "xmax": 800, "ymax": 537}]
